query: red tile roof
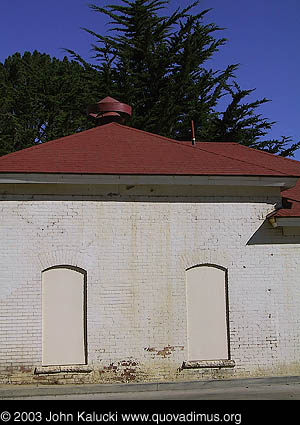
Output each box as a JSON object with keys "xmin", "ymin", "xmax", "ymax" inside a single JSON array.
[
  {"xmin": 281, "ymin": 179, "xmax": 300, "ymax": 200},
  {"xmin": 193, "ymin": 142, "xmax": 300, "ymax": 177},
  {"xmin": 271, "ymin": 200, "xmax": 300, "ymax": 218},
  {"xmin": 1, "ymin": 123, "xmax": 300, "ymax": 177},
  {"xmin": 270, "ymin": 179, "xmax": 300, "ymax": 218},
  {"xmin": 2, "ymin": 121, "xmax": 300, "ymax": 217}
]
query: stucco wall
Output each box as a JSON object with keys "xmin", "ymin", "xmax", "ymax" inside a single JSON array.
[{"xmin": 1, "ymin": 184, "xmax": 300, "ymax": 384}]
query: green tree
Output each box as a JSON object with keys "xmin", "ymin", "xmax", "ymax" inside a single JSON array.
[
  {"xmin": 67, "ymin": 0, "xmax": 299, "ymax": 157},
  {"xmin": 0, "ymin": 51, "xmax": 102, "ymax": 156}
]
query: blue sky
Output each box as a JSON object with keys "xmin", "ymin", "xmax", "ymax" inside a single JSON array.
[{"xmin": 1, "ymin": 0, "xmax": 300, "ymax": 158}]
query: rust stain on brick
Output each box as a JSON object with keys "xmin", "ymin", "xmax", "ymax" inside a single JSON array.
[
  {"xmin": 19, "ymin": 366, "xmax": 32, "ymax": 373},
  {"xmin": 97, "ymin": 359, "xmax": 140, "ymax": 383},
  {"xmin": 120, "ymin": 360, "xmax": 137, "ymax": 367},
  {"xmin": 156, "ymin": 346, "xmax": 174, "ymax": 357},
  {"xmin": 144, "ymin": 347, "xmax": 156, "ymax": 352},
  {"xmin": 103, "ymin": 363, "xmax": 118, "ymax": 371},
  {"xmin": 5, "ymin": 366, "xmax": 13, "ymax": 373},
  {"xmin": 121, "ymin": 368, "xmax": 136, "ymax": 381},
  {"xmin": 145, "ymin": 345, "xmax": 183, "ymax": 358}
]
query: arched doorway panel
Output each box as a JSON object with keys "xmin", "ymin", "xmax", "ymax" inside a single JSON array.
[
  {"xmin": 186, "ymin": 265, "xmax": 229, "ymax": 361},
  {"xmin": 42, "ymin": 266, "xmax": 86, "ymax": 366}
]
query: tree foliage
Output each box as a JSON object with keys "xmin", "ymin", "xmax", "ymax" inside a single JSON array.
[
  {"xmin": 67, "ymin": 0, "xmax": 299, "ymax": 157},
  {"xmin": 0, "ymin": 51, "xmax": 102, "ymax": 156},
  {"xmin": 1, "ymin": 1, "xmax": 299, "ymax": 158}
]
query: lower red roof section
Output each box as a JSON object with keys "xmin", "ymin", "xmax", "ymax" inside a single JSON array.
[{"xmin": 270, "ymin": 179, "xmax": 300, "ymax": 218}]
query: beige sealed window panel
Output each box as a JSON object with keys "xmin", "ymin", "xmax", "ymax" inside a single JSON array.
[
  {"xmin": 42, "ymin": 267, "xmax": 86, "ymax": 366},
  {"xmin": 186, "ymin": 265, "xmax": 228, "ymax": 362}
]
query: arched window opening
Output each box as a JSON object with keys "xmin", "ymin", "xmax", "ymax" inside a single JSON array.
[
  {"xmin": 186, "ymin": 264, "xmax": 230, "ymax": 361},
  {"xmin": 42, "ymin": 266, "xmax": 87, "ymax": 366}
]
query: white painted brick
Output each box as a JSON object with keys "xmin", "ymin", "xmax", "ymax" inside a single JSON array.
[{"xmin": 1, "ymin": 185, "xmax": 300, "ymax": 382}]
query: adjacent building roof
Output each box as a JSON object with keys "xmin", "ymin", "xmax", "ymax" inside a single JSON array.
[
  {"xmin": 1, "ymin": 122, "xmax": 300, "ymax": 177},
  {"xmin": 269, "ymin": 179, "xmax": 300, "ymax": 218}
]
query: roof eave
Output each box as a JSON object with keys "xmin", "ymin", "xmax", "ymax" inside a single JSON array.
[{"xmin": 0, "ymin": 173, "xmax": 298, "ymax": 189}]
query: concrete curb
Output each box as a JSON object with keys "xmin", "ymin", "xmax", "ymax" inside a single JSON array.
[{"xmin": 0, "ymin": 375, "xmax": 300, "ymax": 399}]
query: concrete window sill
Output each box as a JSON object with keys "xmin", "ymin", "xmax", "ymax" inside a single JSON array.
[
  {"xmin": 182, "ymin": 359, "xmax": 235, "ymax": 369},
  {"xmin": 34, "ymin": 365, "xmax": 93, "ymax": 375}
]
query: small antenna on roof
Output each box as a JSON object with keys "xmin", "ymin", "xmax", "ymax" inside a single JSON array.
[{"xmin": 191, "ymin": 120, "xmax": 196, "ymax": 146}]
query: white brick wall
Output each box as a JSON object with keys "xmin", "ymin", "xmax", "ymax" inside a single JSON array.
[{"xmin": 1, "ymin": 184, "xmax": 300, "ymax": 383}]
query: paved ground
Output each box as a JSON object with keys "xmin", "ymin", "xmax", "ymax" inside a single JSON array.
[
  {"xmin": 1, "ymin": 375, "xmax": 300, "ymax": 400},
  {"xmin": 3, "ymin": 384, "xmax": 299, "ymax": 400}
]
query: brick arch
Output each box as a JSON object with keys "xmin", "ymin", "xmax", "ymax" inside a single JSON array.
[
  {"xmin": 186, "ymin": 263, "xmax": 227, "ymax": 272},
  {"xmin": 180, "ymin": 249, "xmax": 231, "ymax": 271},
  {"xmin": 37, "ymin": 250, "xmax": 88, "ymax": 273}
]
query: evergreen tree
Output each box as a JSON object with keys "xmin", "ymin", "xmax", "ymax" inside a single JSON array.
[
  {"xmin": 0, "ymin": 51, "xmax": 102, "ymax": 156},
  {"xmin": 67, "ymin": 0, "xmax": 299, "ymax": 157}
]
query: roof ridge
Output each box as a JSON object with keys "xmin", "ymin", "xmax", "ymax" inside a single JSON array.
[
  {"xmin": 113, "ymin": 125, "xmax": 296, "ymax": 175},
  {"xmin": 113, "ymin": 123, "xmax": 188, "ymax": 145},
  {"xmin": 191, "ymin": 143, "xmax": 300, "ymax": 177},
  {"xmin": 0, "ymin": 124, "xmax": 119, "ymax": 160},
  {"xmin": 180, "ymin": 141, "xmax": 238, "ymax": 145},
  {"xmin": 0, "ymin": 122, "xmax": 183, "ymax": 161},
  {"xmin": 116, "ymin": 124, "xmax": 300, "ymax": 175},
  {"xmin": 230, "ymin": 142, "xmax": 300, "ymax": 165}
]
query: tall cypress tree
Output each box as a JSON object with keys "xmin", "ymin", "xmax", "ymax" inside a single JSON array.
[{"xmin": 67, "ymin": 0, "xmax": 299, "ymax": 157}]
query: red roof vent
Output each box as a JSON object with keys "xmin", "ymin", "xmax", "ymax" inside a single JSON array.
[{"xmin": 88, "ymin": 96, "xmax": 132, "ymax": 125}]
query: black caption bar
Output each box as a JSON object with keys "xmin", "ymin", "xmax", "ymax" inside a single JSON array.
[{"xmin": 0, "ymin": 400, "xmax": 291, "ymax": 425}]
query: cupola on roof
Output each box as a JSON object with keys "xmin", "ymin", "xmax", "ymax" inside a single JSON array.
[{"xmin": 88, "ymin": 96, "xmax": 132, "ymax": 125}]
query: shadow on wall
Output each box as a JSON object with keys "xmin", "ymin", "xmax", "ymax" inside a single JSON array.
[{"xmin": 247, "ymin": 220, "xmax": 300, "ymax": 245}]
